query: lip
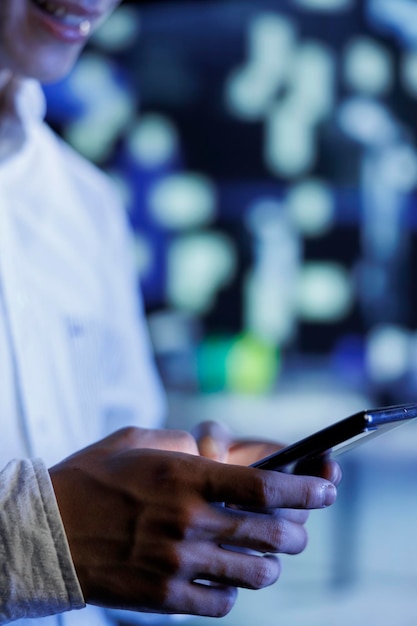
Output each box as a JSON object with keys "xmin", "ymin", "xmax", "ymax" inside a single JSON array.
[{"xmin": 28, "ymin": 0, "xmax": 104, "ymax": 44}]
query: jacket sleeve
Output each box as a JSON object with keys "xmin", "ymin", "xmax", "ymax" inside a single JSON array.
[{"xmin": 0, "ymin": 459, "xmax": 85, "ymax": 624}]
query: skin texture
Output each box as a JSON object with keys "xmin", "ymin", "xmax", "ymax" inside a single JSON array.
[
  {"xmin": 49, "ymin": 427, "xmax": 338, "ymax": 617},
  {"xmin": 195, "ymin": 421, "xmax": 343, "ymax": 484},
  {"xmin": 0, "ymin": 0, "xmax": 341, "ymax": 618},
  {"xmin": 0, "ymin": 0, "xmax": 122, "ymax": 82}
]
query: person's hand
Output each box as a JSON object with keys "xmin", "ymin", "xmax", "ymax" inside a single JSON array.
[
  {"xmin": 194, "ymin": 420, "xmax": 342, "ymax": 486},
  {"xmin": 194, "ymin": 419, "xmax": 341, "ymax": 539},
  {"xmin": 194, "ymin": 420, "xmax": 281, "ymax": 465},
  {"xmin": 49, "ymin": 427, "xmax": 337, "ymax": 618}
]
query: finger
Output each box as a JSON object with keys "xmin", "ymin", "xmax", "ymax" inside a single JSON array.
[
  {"xmin": 197, "ymin": 551, "xmax": 281, "ymax": 589},
  {"xmin": 217, "ymin": 510, "xmax": 309, "ymax": 555},
  {"xmin": 128, "ymin": 537, "xmax": 280, "ymax": 597},
  {"xmin": 228, "ymin": 441, "xmax": 284, "ymax": 466},
  {"xmin": 193, "ymin": 421, "xmax": 232, "ymax": 462},
  {"xmin": 176, "ymin": 581, "xmax": 238, "ymax": 618},
  {"xmin": 168, "ymin": 504, "xmax": 310, "ymax": 555},
  {"xmin": 143, "ymin": 428, "xmax": 200, "ymax": 455},
  {"xmin": 130, "ymin": 495, "xmax": 299, "ymax": 568},
  {"xmin": 98, "ymin": 566, "xmax": 238, "ymax": 618},
  {"xmin": 226, "ymin": 500, "xmax": 310, "ymax": 523},
  {"xmin": 101, "ymin": 427, "xmax": 200, "ymax": 455},
  {"xmin": 199, "ymin": 459, "xmax": 337, "ymax": 510},
  {"xmin": 272, "ymin": 508, "xmax": 310, "ymax": 525},
  {"xmin": 141, "ymin": 539, "xmax": 282, "ymax": 589},
  {"xmin": 324, "ymin": 460, "xmax": 343, "ymax": 486},
  {"xmin": 295, "ymin": 457, "xmax": 343, "ymax": 486}
]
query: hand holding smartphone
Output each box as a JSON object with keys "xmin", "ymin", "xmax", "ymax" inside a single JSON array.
[{"xmin": 251, "ymin": 403, "xmax": 417, "ymax": 472}]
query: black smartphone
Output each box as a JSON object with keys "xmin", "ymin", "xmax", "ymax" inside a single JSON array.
[{"xmin": 251, "ymin": 403, "xmax": 417, "ymax": 472}]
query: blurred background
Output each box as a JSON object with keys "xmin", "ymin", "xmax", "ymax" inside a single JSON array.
[{"xmin": 44, "ymin": 0, "xmax": 417, "ymax": 624}]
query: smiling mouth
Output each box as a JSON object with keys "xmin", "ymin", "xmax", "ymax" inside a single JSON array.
[{"xmin": 30, "ymin": 0, "xmax": 93, "ymax": 35}]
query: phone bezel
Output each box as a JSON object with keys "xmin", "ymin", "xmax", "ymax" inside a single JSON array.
[{"xmin": 251, "ymin": 403, "xmax": 417, "ymax": 471}]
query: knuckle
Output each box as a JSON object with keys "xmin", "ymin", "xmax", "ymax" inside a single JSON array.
[
  {"xmin": 116, "ymin": 425, "xmax": 144, "ymax": 445},
  {"xmin": 172, "ymin": 505, "xmax": 201, "ymax": 540},
  {"xmin": 252, "ymin": 473, "xmax": 275, "ymax": 508},
  {"xmin": 267, "ymin": 520, "xmax": 309, "ymax": 555},
  {"xmin": 301, "ymin": 481, "xmax": 318, "ymax": 509},
  {"xmin": 150, "ymin": 457, "xmax": 178, "ymax": 488},
  {"xmin": 268, "ymin": 520, "xmax": 288, "ymax": 552},
  {"xmin": 174, "ymin": 430, "xmax": 199, "ymax": 454},
  {"xmin": 152, "ymin": 454, "xmax": 196, "ymax": 491},
  {"xmin": 162, "ymin": 544, "xmax": 183, "ymax": 575}
]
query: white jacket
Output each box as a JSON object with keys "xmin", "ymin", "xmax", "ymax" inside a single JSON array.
[{"xmin": 0, "ymin": 79, "xmax": 165, "ymax": 625}]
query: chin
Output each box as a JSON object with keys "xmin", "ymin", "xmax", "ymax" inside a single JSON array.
[
  {"xmin": 0, "ymin": 43, "xmax": 84, "ymax": 84},
  {"xmin": 33, "ymin": 55, "xmax": 81, "ymax": 84}
]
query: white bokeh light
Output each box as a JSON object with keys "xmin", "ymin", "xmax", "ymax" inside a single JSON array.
[
  {"xmin": 225, "ymin": 63, "xmax": 283, "ymax": 121},
  {"xmin": 378, "ymin": 144, "xmax": 417, "ymax": 192},
  {"xmin": 248, "ymin": 13, "xmax": 297, "ymax": 78},
  {"xmin": 366, "ymin": 325, "xmax": 411, "ymax": 383},
  {"xmin": 225, "ymin": 14, "xmax": 296, "ymax": 120},
  {"xmin": 167, "ymin": 234, "xmax": 237, "ymax": 313},
  {"xmin": 91, "ymin": 5, "xmax": 141, "ymax": 52},
  {"xmin": 339, "ymin": 97, "xmax": 397, "ymax": 146},
  {"xmin": 265, "ymin": 103, "xmax": 316, "ymax": 177},
  {"xmin": 344, "ymin": 37, "xmax": 393, "ymax": 96},
  {"xmin": 149, "ymin": 174, "xmax": 216, "ymax": 230},
  {"xmin": 297, "ymin": 263, "xmax": 354, "ymax": 321},
  {"xmin": 292, "ymin": 0, "xmax": 354, "ymax": 10},
  {"xmin": 289, "ymin": 41, "xmax": 335, "ymax": 123},
  {"xmin": 127, "ymin": 114, "xmax": 179, "ymax": 169},
  {"xmin": 65, "ymin": 54, "xmax": 134, "ymax": 161},
  {"xmin": 287, "ymin": 179, "xmax": 335, "ymax": 236}
]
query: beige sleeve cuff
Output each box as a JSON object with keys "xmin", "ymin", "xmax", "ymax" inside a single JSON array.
[{"xmin": 0, "ymin": 458, "xmax": 85, "ymax": 623}]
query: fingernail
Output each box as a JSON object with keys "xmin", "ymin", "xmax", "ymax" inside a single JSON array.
[{"xmin": 322, "ymin": 484, "xmax": 337, "ymax": 507}]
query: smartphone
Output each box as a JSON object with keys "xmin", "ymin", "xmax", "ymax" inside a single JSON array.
[{"xmin": 251, "ymin": 403, "xmax": 417, "ymax": 472}]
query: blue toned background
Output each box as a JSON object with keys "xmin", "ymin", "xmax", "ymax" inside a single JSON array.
[{"xmin": 44, "ymin": 1, "xmax": 417, "ymax": 624}]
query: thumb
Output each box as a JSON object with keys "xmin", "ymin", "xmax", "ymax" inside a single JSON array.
[{"xmin": 192, "ymin": 421, "xmax": 232, "ymax": 462}]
